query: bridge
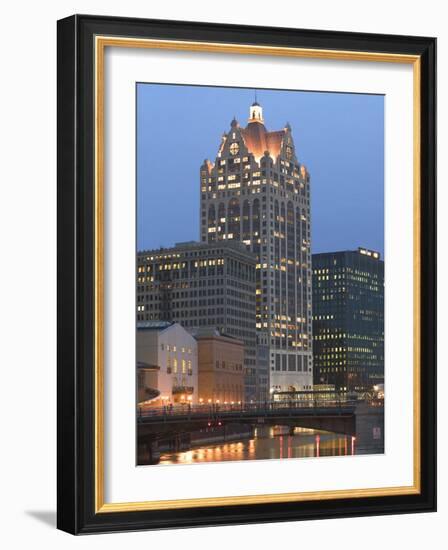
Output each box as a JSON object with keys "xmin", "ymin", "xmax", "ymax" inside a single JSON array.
[{"xmin": 137, "ymin": 400, "xmax": 357, "ymax": 464}]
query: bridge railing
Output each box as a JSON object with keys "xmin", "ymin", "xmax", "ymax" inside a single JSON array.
[{"xmin": 137, "ymin": 398, "xmax": 358, "ymax": 420}]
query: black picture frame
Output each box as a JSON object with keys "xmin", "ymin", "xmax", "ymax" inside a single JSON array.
[{"xmin": 57, "ymin": 14, "xmax": 436, "ymax": 534}]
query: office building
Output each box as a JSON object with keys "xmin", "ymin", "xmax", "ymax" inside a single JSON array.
[
  {"xmin": 312, "ymin": 248, "xmax": 384, "ymax": 392},
  {"xmin": 200, "ymin": 101, "xmax": 313, "ymax": 392},
  {"xmin": 136, "ymin": 241, "xmax": 259, "ymax": 400}
]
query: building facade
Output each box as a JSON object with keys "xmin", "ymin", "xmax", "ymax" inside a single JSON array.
[
  {"xmin": 136, "ymin": 241, "xmax": 259, "ymax": 400},
  {"xmin": 137, "ymin": 362, "xmax": 160, "ymax": 406},
  {"xmin": 200, "ymin": 101, "xmax": 313, "ymax": 392},
  {"xmin": 312, "ymin": 248, "xmax": 384, "ymax": 392},
  {"xmin": 136, "ymin": 321, "xmax": 198, "ymax": 405},
  {"xmin": 196, "ymin": 328, "xmax": 245, "ymax": 404}
]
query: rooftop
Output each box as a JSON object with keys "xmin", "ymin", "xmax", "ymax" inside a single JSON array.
[
  {"xmin": 312, "ymin": 248, "xmax": 383, "ymax": 261},
  {"xmin": 138, "ymin": 239, "xmax": 256, "ymax": 260},
  {"xmin": 193, "ymin": 327, "xmax": 244, "ymax": 345},
  {"xmin": 137, "ymin": 361, "xmax": 160, "ymax": 371},
  {"xmin": 241, "ymin": 122, "xmax": 286, "ymax": 161},
  {"xmin": 137, "ymin": 320, "xmax": 174, "ymax": 331},
  {"xmin": 225, "ymin": 101, "xmax": 293, "ymax": 162}
]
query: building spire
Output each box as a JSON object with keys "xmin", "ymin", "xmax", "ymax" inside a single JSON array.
[{"xmin": 249, "ymin": 94, "xmax": 263, "ymax": 123}]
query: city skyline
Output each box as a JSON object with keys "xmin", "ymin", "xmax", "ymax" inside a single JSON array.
[
  {"xmin": 137, "ymin": 84, "xmax": 384, "ymax": 257},
  {"xmin": 136, "ymin": 88, "xmax": 385, "ymax": 464}
]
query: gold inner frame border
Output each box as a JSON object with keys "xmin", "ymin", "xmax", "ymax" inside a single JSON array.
[{"xmin": 94, "ymin": 36, "xmax": 421, "ymax": 513}]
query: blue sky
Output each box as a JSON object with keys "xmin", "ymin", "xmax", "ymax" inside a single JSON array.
[{"xmin": 137, "ymin": 84, "xmax": 384, "ymax": 257}]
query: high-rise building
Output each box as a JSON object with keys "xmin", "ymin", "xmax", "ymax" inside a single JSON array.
[
  {"xmin": 136, "ymin": 240, "xmax": 259, "ymax": 400},
  {"xmin": 200, "ymin": 101, "xmax": 313, "ymax": 392},
  {"xmin": 312, "ymin": 247, "xmax": 384, "ymax": 392}
]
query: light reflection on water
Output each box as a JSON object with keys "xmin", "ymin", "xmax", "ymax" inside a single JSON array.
[{"xmin": 159, "ymin": 427, "xmax": 359, "ymax": 465}]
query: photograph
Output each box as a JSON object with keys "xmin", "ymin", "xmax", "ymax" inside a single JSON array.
[{"xmin": 135, "ymin": 84, "xmax": 385, "ymax": 466}]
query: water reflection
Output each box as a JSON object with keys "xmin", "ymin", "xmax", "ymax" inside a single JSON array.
[{"xmin": 158, "ymin": 427, "xmax": 363, "ymax": 465}]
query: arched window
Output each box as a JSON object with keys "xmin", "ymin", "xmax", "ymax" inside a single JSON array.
[
  {"xmin": 242, "ymin": 200, "xmax": 251, "ymax": 246},
  {"xmin": 227, "ymin": 198, "xmax": 240, "ymax": 241},
  {"xmin": 252, "ymin": 199, "xmax": 260, "ymax": 256},
  {"xmin": 286, "ymin": 201, "xmax": 296, "ymax": 345},
  {"xmin": 287, "ymin": 201, "xmax": 295, "ymax": 258},
  {"xmin": 208, "ymin": 204, "xmax": 216, "ymax": 242},
  {"xmin": 217, "ymin": 203, "xmax": 226, "ymax": 241}
]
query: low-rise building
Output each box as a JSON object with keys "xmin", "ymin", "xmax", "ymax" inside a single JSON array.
[
  {"xmin": 137, "ymin": 362, "xmax": 160, "ymax": 406},
  {"xmin": 195, "ymin": 328, "xmax": 245, "ymax": 404},
  {"xmin": 136, "ymin": 240, "xmax": 262, "ymax": 401},
  {"xmin": 137, "ymin": 321, "xmax": 198, "ymax": 405}
]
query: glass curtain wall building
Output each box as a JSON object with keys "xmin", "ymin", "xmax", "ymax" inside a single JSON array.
[{"xmin": 312, "ymin": 248, "xmax": 384, "ymax": 393}]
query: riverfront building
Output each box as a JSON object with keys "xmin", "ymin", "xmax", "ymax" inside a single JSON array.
[
  {"xmin": 200, "ymin": 101, "xmax": 313, "ymax": 393},
  {"xmin": 136, "ymin": 241, "xmax": 259, "ymax": 400},
  {"xmin": 137, "ymin": 362, "xmax": 160, "ymax": 406},
  {"xmin": 136, "ymin": 321, "xmax": 198, "ymax": 405},
  {"xmin": 312, "ymin": 248, "xmax": 384, "ymax": 392},
  {"xmin": 195, "ymin": 328, "xmax": 245, "ymax": 404}
]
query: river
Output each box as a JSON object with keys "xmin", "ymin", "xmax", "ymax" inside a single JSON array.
[{"xmin": 158, "ymin": 405, "xmax": 384, "ymax": 465}]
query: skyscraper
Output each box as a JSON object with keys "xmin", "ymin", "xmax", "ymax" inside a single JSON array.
[
  {"xmin": 312, "ymin": 248, "xmax": 384, "ymax": 392},
  {"xmin": 200, "ymin": 101, "xmax": 313, "ymax": 392}
]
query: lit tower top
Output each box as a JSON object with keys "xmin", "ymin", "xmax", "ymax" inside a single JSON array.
[
  {"xmin": 248, "ymin": 101, "xmax": 264, "ymax": 124},
  {"xmin": 242, "ymin": 101, "xmax": 292, "ymax": 163},
  {"xmin": 212, "ymin": 100, "xmax": 304, "ymax": 167}
]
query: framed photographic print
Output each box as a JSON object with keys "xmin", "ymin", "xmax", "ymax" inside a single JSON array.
[{"xmin": 57, "ymin": 14, "xmax": 436, "ymax": 534}]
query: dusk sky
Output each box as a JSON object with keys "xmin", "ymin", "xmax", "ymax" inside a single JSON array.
[{"xmin": 137, "ymin": 84, "xmax": 384, "ymax": 257}]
